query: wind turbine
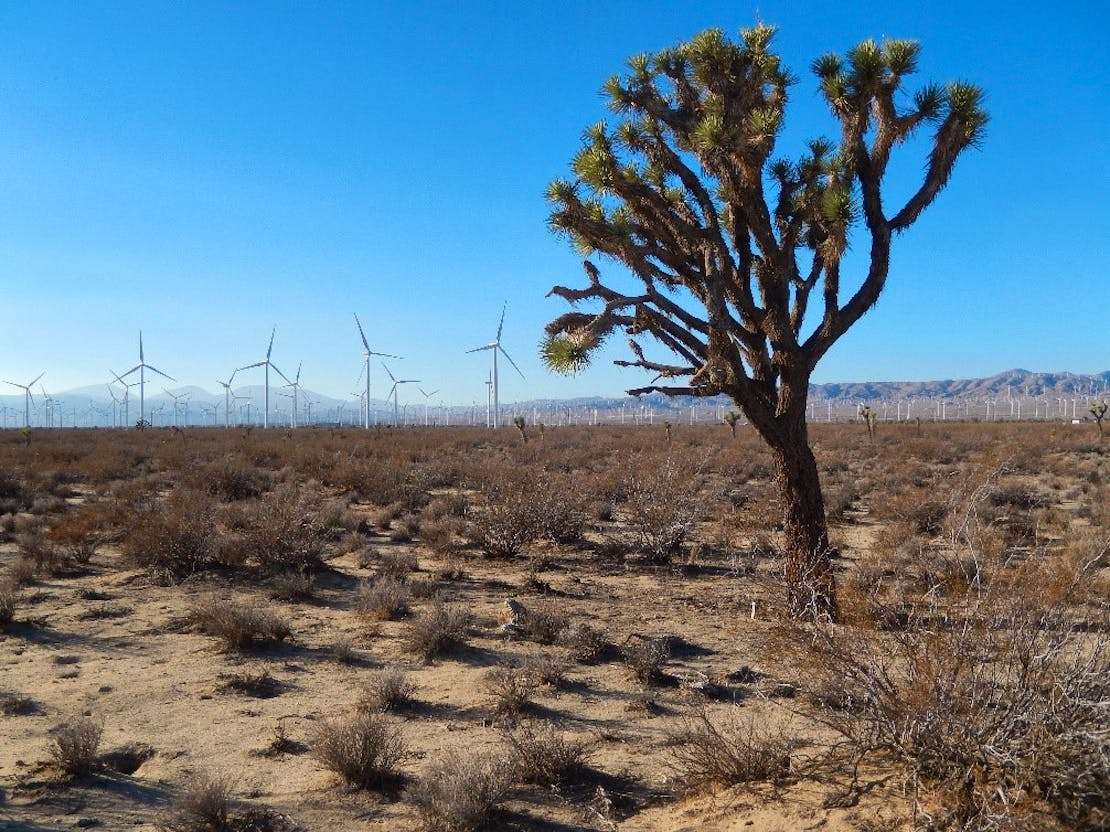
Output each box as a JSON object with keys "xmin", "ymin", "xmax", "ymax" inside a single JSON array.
[
  {"xmin": 3, "ymin": 372, "xmax": 44, "ymax": 428},
  {"xmin": 281, "ymin": 361, "xmax": 303, "ymax": 428},
  {"xmin": 354, "ymin": 313, "xmax": 400, "ymax": 430},
  {"xmin": 466, "ymin": 302, "xmax": 524, "ymax": 428},
  {"xmin": 164, "ymin": 389, "xmax": 189, "ymax": 428},
  {"xmin": 109, "ymin": 370, "xmax": 139, "ymax": 427},
  {"xmin": 215, "ymin": 371, "xmax": 237, "ymax": 429},
  {"xmin": 120, "ymin": 332, "xmax": 174, "ymax": 426},
  {"xmin": 382, "ymin": 364, "xmax": 420, "ymax": 426},
  {"xmin": 237, "ymin": 327, "xmax": 290, "ymax": 429},
  {"xmin": 419, "ymin": 387, "xmax": 440, "ymax": 426}
]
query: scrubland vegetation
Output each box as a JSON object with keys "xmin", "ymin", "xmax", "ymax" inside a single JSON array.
[{"xmin": 0, "ymin": 421, "xmax": 1106, "ymax": 831}]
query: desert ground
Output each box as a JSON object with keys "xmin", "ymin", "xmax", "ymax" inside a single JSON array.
[{"xmin": 1, "ymin": 420, "xmax": 1106, "ymax": 831}]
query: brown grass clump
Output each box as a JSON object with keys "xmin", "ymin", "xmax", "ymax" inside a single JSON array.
[
  {"xmin": 165, "ymin": 772, "xmax": 234, "ymax": 831},
  {"xmin": 360, "ymin": 669, "xmax": 419, "ymax": 713},
  {"xmin": 49, "ymin": 716, "xmax": 103, "ymax": 777},
  {"xmin": 409, "ymin": 750, "xmax": 514, "ymax": 832},
  {"xmin": 0, "ymin": 579, "xmax": 17, "ymax": 626},
  {"xmin": 483, "ymin": 666, "xmax": 539, "ymax": 718},
  {"xmin": 621, "ymin": 637, "xmax": 669, "ymax": 685},
  {"xmin": 355, "ymin": 577, "xmax": 411, "ymax": 621},
  {"xmin": 505, "ymin": 722, "xmax": 593, "ymax": 787},
  {"xmin": 311, "ymin": 712, "xmax": 407, "ymax": 791},
  {"xmin": 188, "ymin": 596, "xmax": 292, "ymax": 652},
  {"xmin": 403, "ymin": 600, "xmax": 471, "ymax": 661},
  {"xmin": 669, "ymin": 710, "xmax": 794, "ymax": 794}
]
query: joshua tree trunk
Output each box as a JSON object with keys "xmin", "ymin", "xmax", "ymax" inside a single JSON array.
[{"xmin": 745, "ymin": 391, "xmax": 837, "ymax": 620}]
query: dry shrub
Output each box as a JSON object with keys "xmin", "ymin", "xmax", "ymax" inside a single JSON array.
[
  {"xmin": 794, "ymin": 560, "xmax": 1109, "ymax": 831},
  {"xmin": 188, "ymin": 596, "xmax": 292, "ymax": 652},
  {"xmin": 355, "ymin": 577, "xmax": 411, "ymax": 621},
  {"xmin": 311, "ymin": 712, "xmax": 407, "ymax": 791},
  {"xmin": 166, "ymin": 772, "xmax": 234, "ymax": 831},
  {"xmin": 520, "ymin": 603, "xmax": 569, "ymax": 645},
  {"xmin": 559, "ymin": 622, "xmax": 610, "ymax": 664},
  {"xmin": 404, "ymin": 600, "xmax": 472, "ymax": 661},
  {"xmin": 361, "ymin": 669, "xmax": 418, "ymax": 713},
  {"xmin": 505, "ymin": 722, "xmax": 593, "ymax": 786},
  {"xmin": 418, "ymin": 516, "xmax": 463, "ymax": 554},
  {"xmin": 268, "ymin": 571, "xmax": 315, "ymax": 602},
  {"xmin": 409, "ymin": 750, "xmax": 513, "ymax": 832},
  {"xmin": 669, "ymin": 709, "xmax": 794, "ymax": 794},
  {"xmin": 236, "ymin": 482, "xmax": 327, "ymax": 573},
  {"xmin": 464, "ymin": 484, "xmax": 541, "ymax": 558},
  {"xmin": 121, "ymin": 488, "xmax": 218, "ymax": 581},
  {"xmin": 197, "ymin": 459, "xmax": 271, "ymax": 501},
  {"xmin": 0, "ymin": 579, "xmax": 16, "ymax": 626},
  {"xmin": 483, "ymin": 666, "xmax": 539, "ymax": 717},
  {"xmin": 622, "ymin": 458, "xmax": 702, "ymax": 564},
  {"xmin": 376, "ymin": 549, "xmax": 419, "ymax": 580},
  {"xmin": 519, "ymin": 653, "xmax": 568, "ymax": 688},
  {"xmin": 621, "ymin": 638, "xmax": 669, "ymax": 685},
  {"xmin": 50, "ymin": 716, "xmax": 103, "ymax": 776}
]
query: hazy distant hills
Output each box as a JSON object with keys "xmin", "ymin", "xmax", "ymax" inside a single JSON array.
[{"xmin": 808, "ymin": 369, "xmax": 1110, "ymax": 402}]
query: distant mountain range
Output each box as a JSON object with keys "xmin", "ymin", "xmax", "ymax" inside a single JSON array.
[{"xmin": 1, "ymin": 369, "xmax": 1106, "ymax": 428}]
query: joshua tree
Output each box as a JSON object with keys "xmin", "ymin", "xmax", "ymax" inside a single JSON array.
[
  {"xmin": 1090, "ymin": 401, "xmax": 1107, "ymax": 442},
  {"xmin": 512, "ymin": 414, "xmax": 528, "ymax": 443},
  {"xmin": 859, "ymin": 404, "xmax": 877, "ymax": 442},
  {"xmin": 541, "ymin": 25, "xmax": 986, "ymax": 620},
  {"xmin": 663, "ymin": 420, "xmax": 673, "ymax": 442},
  {"xmin": 723, "ymin": 410, "xmax": 741, "ymax": 438}
]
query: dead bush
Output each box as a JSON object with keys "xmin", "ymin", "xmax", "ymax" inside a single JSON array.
[
  {"xmin": 520, "ymin": 603, "xmax": 569, "ymax": 645},
  {"xmin": 355, "ymin": 577, "xmax": 411, "ymax": 621},
  {"xmin": 188, "ymin": 596, "xmax": 292, "ymax": 652},
  {"xmin": 311, "ymin": 712, "xmax": 407, "ymax": 791},
  {"xmin": 793, "ymin": 567, "xmax": 1110, "ymax": 830},
  {"xmin": 505, "ymin": 722, "xmax": 593, "ymax": 786},
  {"xmin": 121, "ymin": 489, "xmax": 218, "ymax": 581},
  {"xmin": 483, "ymin": 666, "xmax": 539, "ymax": 717},
  {"xmin": 50, "ymin": 716, "xmax": 103, "ymax": 776},
  {"xmin": 622, "ymin": 459, "xmax": 702, "ymax": 564},
  {"xmin": 621, "ymin": 637, "xmax": 669, "ymax": 685},
  {"xmin": 0, "ymin": 579, "xmax": 16, "ymax": 626},
  {"xmin": 559, "ymin": 622, "xmax": 610, "ymax": 664},
  {"xmin": 165, "ymin": 772, "xmax": 234, "ymax": 831},
  {"xmin": 198, "ymin": 459, "xmax": 271, "ymax": 501},
  {"xmin": 238, "ymin": 483, "xmax": 327, "ymax": 573},
  {"xmin": 669, "ymin": 709, "xmax": 794, "ymax": 793},
  {"xmin": 268, "ymin": 571, "xmax": 315, "ymax": 602},
  {"xmin": 361, "ymin": 669, "xmax": 419, "ymax": 713},
  {"xmin": 376, "ymin": 549, "xmax": 419, "ymax": 580},
  {"xmin": 464, "ymin": 483, "xmax": 541, "ymax": 557},
  {"xmin": 404, "ymin": 600, "xmax": 472, "ymax": 661},
  {"xmin": 409, "ymin": 750, "xmax": 513, "ymax": 832}
]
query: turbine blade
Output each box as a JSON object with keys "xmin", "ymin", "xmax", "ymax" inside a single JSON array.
[
  {"xmin": 139, "ymin": 331, "xmax": 144, "ymax": 362},
  {"xmin": 271, "ymin": 364, "xmax": 291, "ymax": 384},
  {"xmin": 295, "ymin": 361, "xmax": 302, "ymax": 383},
  {"xmin": 381, "ymin": 363, "xmax": 397, "ymax": 383},
  {"xmin": 120, "ymin": 365, "xmax": 141, "ymax": 378},
  {"xmin": 465, "ymin": 345, "xmax": 492, "ymax": 354},
  {"xmin": 354, "ymin": 313, "xmax": 371, "ymax": 352},
  {"xmin": 238, "ymin": 361, "xmax": 266, "ymax": 371},
  {"xmin": 496, "ymin": 301, "xmax": 506, "ymax": 342},
  {"xmin": 499, "ymin": 346, "xmax": 525, "ymax": 380},
  {"xmin": 267, "ymin": 327, "xmax": 276, "ymax": 359},
  {"xmin": 28, "ymin": 372, "xmax": 45, "ymax": 388},
  {"xmin": 368, "ymin": 351, "xmax": 401, "ymax": 359},
  {"xmin": 147, "ymin": 365, "xmax": 176, "ymax": 382}
]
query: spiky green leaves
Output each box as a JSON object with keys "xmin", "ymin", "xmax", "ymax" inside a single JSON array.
[
  {"xmin": 946, "ymin": 82, "xmax": 988, "ymax": 145},
  {"xmin": 540, "ymin": 333, "xmax": 599, "ymax": 375}
]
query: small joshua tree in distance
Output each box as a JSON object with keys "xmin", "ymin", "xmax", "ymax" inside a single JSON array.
[
  {"xmin": 512, "ymin": 415, "xmax": 528, "ymax": 444},
  {"xmin": 1090, "ymin": 401, "xmax": 1107, "ymax": 442},
  {"xmin": 723, "ymin": 411, "xmax": 740, "ymax": 439}
]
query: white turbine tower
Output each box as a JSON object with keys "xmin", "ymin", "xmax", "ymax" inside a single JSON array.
[
  {"xmin": 215, "ymin": 371, "xmax": 237, "ymax": 429},
  {"xmin": 237, "ymin": 327, "xmax": 290, "ymax": 429},
  {"xmin": 120, "ymin": 332, "xmax": 174, "ymax": 427},
  {"xmin": 281, "ymin": 361, "xmax": 303, "ymax": 429},
  {"xmin": 466, "ymin": 303, "xmax": 524, "ymax": 428},
  {"xmin": 419, "ymin": 387, "xmax": 440, "ymax": 426},
  {"xmin": 354, "ymin": 313, "xmax": 400, "ymax": 430},
  {"xmin": 3, "ymin": 372, "xmax": 44, "ymax": 428},
  {"xmin": 109, "ymin": 370, "xmax": 139, "ymax": 428},
  {"xmin": 382, "ymin": 364, "xmax": 420, "ymax": 426}
]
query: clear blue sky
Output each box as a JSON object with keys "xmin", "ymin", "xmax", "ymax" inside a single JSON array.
[{"xmin": 2, "ymin": 0, "xmax": 1106, "ymax": 405}]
